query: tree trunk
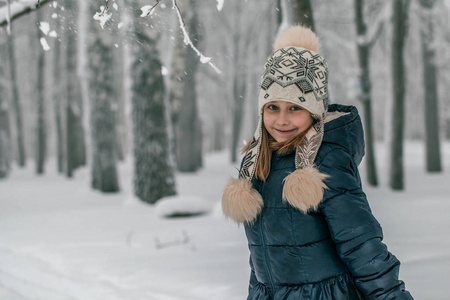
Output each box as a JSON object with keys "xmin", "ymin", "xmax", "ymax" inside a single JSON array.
[
  {"xmin": 419, "ymin": 0, "xmax": 442, "ymax": 172},
  {"xmin": 128, "ymin": 0, "xmax": 176, "ymax": 203},
  {"xmin": 7, "ymin": 33, "xmax": 26, "ymax": 167},
  {"xmin": 280, "ymin": 0, "xmax": 315, "ymax": 32},
  {"xmin": 35, "ymin": 9, "xmax": 46, "ymax": 175},
  {"xmin": 0, "ymin": 39, "xmax": 10, "ymax": 178},
  {"xmin": 63, "ymin": 0, "xmax": 86, "ymax": 177},
  {"xmin": 52, "ymin": 14, "xmax": 64, "ymax": 173},
  {"xmin": 354, "ymin": 0, "xmax": 378, "ymax": 186},
  {"xmin": 389, "ymin": 0, "xmax": 410, "ymax": 190},
  {"xmin": 87, "ymin": 1, "xmax": 120, "ymax": 192},
  {"xmin": 230, "ymin": 35, "xmax": 247, "ymax": 163},
  {"xmin": 170, "ymin": 0, "xmax": 203, "ymax": 172}
]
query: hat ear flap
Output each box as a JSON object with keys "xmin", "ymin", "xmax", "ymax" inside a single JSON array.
[
  {"xmin": 222, "ymin": 178, "xmax": 263, "ymax": 224},
  {"xmin": 282, "ymin": 166, "xmax": 328, "ymax": 213}
]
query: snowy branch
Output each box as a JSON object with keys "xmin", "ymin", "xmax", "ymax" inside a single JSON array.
[
  {"xmin": 141, "ymin": 0, "xmax": 222, "ymax": 75},
  {"xmin": 99, "ymin": 0, "xmax": 109, "ymax": 17},
  {"xmin": 0, "ymin": 0, "xmax": 52, "ymax": 29},
  {"xmin": 140, "ymin": 0, "xmax": 160, "ymax": 17},
  {"xmin": 171, "ymin": 0, "xmax": 222, "ymax": 74}
]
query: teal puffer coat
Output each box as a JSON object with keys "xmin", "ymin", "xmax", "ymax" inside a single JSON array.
[{"xmin": 244, "ymin": 104, "xmax": 413, "ymax": 299}]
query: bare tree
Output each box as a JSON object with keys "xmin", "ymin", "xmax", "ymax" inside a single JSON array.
[
  {"xmin": 221, "ymin": 2, "xmax": 272, "ymax": 163},
  {"xmin": 169, "ymin": 0, "xmax": 203, "ymax": 172},
  {"xmin": 6, "ymin": 30, "xmax": 26, "ymax": 167},
  {"xmin": 419, "ymin": 0, "xmax": 442, "ymax": 172},
  {"xmin": 353, "ymin": 0, "xmax": 379, "ymax": 186},
  {"xmin": 0, "ymin": 33, "xmax": 10, "ymax": 178},
  {"xmin": 62, "ymin": 0, "xmax": 87, "ymax": 178},
  {"xmin": 126, "ymin": 0, "xmax": 176, "ymax": 203},
  {"xmin": 390, "ymin": 0, "xmax": 411, "ymax": 190},
  {"xmin": 87, "ymin": 1, "xmax": 120, "ymax": 192},
  {"xmin": 35, "ymin": 8, "xmax": 46, "ymax": 174},
  {"xmin": 51, "ymin": 6, "xmax": 64, "ymax": 173}
]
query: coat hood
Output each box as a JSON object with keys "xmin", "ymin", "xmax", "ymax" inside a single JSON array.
[{"xmin": 323, "ymin": 104, "xmax": 365, "ymax": 166}]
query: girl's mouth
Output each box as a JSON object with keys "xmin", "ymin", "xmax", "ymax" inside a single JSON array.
[{"xmin": 275, "ymin": 129, "xmax": 295, "ymax": 134}]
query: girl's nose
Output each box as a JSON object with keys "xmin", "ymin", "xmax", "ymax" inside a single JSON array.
[{"xmin": 276, "ymin": 110, "xmax": 289, "ymax": 125}]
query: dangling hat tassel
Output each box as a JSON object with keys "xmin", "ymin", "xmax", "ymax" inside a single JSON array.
[
  {"xmin": 282, "ymin": 166, "xmax": 328, "ymax": 213},
  {"xmin": 222, "ymin": 178, "xmax": 264, "ymax": 224}
]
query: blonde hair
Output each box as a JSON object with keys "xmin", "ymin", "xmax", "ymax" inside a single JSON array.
[{"xmin": 242, "ymin": 125, "xmax": 310, "ymax": 182}]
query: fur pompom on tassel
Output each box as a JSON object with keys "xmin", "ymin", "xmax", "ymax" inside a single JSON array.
[
  {"xmin": 273, "ymin": 25, "xmax": 320, "ymax": 53},
  {"xmin": 282, "ymin": 166, "xmax": 328, "ymax": 213},
  {"xmin": 222, "ymin": 178, "xmax": 264, "ymax": 224}
]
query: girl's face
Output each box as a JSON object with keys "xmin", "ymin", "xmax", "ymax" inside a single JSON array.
[{"xmin": 263, "ymin": 101, "xmax": 314, "ymax": 143}]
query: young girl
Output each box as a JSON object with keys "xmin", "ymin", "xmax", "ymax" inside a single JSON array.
[{"xmin": 222, "ymin": 26, "xmax": 413, "ymax": 300}]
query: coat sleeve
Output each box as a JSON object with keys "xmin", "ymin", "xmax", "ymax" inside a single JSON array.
[{"xmin": 317, "ymin": 148, "xmax": 413, "ymax": 300}]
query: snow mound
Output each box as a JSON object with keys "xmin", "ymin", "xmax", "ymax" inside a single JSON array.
[{"xmin": 155, "ymin": 195, "xmax": 211, "ymax": 218}]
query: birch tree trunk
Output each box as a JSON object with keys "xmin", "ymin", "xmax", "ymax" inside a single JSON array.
[
  {"xmin": 35, "ymin": 9, "xmax": 46, "ymax": 175},
  {"xmin": 128, "ymin": 0, "xmax": 176, "ymax": 203},
  {"xmin": 419, "ymin": 0, "xmax": 442, "ymax": 172},
  {"xmin": 354, "ymin": 0, "xmax": 378, "ymax": 186},
  {"xmin": 7, "ymin": 32, "xmax": 26, "ymax": 167},
  {"xmin": 87, "ymin": 2, "xmax": 120, "ymax": 192},
  {"xmin": 389, "ymin": 0, "xmax": 410, "ymax": 190}
]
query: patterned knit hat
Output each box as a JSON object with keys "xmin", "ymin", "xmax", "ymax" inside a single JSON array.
[{"xmin": 222, "ymin": 26, "xmax": 329, "ymax": 224}]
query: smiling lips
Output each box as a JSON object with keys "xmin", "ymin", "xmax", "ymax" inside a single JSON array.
[{"xmin": 275, "ymin": 129, "xmax": 295, "ymax": 134}]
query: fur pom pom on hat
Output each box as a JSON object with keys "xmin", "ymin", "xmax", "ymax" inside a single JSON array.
[
  {"xmin": 222, "ymin": 26, "xmax": 329, "ymax": 224},
  {"xmin": 273, "ymin": 26, "xmax": 320, "ymax": 53}
]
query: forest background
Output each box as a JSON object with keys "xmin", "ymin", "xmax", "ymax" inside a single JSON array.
[{"xmin": 0, "ymin": 0, "xmax": 449, "ymax": 198}]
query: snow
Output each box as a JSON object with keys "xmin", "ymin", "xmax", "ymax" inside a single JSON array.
[
  {"xmin": 93, "ymin": 6, "xmax": 112, "ymax": 29},
  {"xmin": 217, "ymin": 0, "xmax": 225, "ymax": 12},
  {"xmin": 155, "ymin": 195, "xmax": 212, "ymax": 218},
  {"xmin": 1, "ymin": 143, "xmax": 450, "ymax": 299},
  {"xmin": 40, "ymin": 37, "xmax": 51, "ymax": 51},
  {"xmin": 39, "ymin": 21, "xmax": 50, "ymax": 35},
  {"xmin": 140, "ymin": 5, "xmax": 156, "ymax": 17}
]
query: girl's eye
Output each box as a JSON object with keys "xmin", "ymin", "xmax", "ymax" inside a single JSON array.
[
  {"xmin": 267, "ymin": 104, "xmax": 278, "ymax": 110},
  {"xmin": 290, "ymin": 106, "xmax": 302, "ymax": 111}
]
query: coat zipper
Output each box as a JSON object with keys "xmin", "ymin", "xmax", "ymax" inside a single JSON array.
[{"xmin": 259, "ymin": 212, "xmax": 275, "ymax": 293}]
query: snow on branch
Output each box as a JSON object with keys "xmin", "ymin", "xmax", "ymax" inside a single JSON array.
[
  {"xmin": 93, "ymin": 0, "xmax": 222, "ymax": 74},
  {"xmin": 0, "ymin": 0, "xmax": 52, "ymax": 30},
  {"xmin": 170, "ymin": 0, "xmax": 222, "ymax": 74},
  {"xmin": 93, "ymin": 5, "xmax": 112, "ymax": 29},
  {"xmin": 140, "ymin": 0, "xmax": 160, "ymax": 16},
  {"xmin": 139, "ymin": 0, "xmax": 222, "ymax": 75}
]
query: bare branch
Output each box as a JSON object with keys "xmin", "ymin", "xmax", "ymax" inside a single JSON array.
[
  {"xmin": 99, "ymin": 0, "xmax": 109, "ymax": 17},
  {"xmin": 172, "ymin": 0, "xmax": 222, "ymax": 74},
  {"xmin": 141, "ymin": 0, "xmax": 160, "ymax": 17},
  {"xmin": 142, "ymin": 0, "xmax": 222, "ymax": 74}
]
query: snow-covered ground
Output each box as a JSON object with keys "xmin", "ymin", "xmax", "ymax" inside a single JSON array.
[{"xmin": 1, "ymin": 142, "xmax": 449, "ymax": 300}]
